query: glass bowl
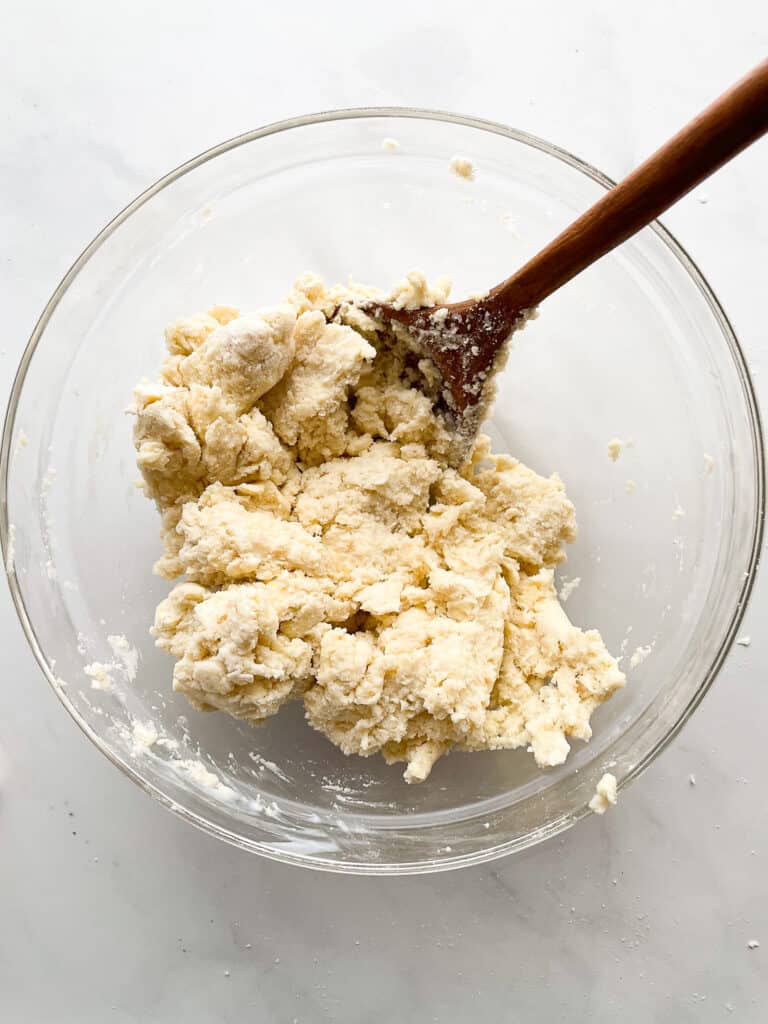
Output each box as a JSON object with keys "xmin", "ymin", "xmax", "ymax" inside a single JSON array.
[{"xmin": 1, "ymin": 109, "xmax": 763, "ymax": 874}]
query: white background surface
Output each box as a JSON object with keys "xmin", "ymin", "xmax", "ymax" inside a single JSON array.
[{"xmin": 1, "ymin": 2, "xmax": 767, "ymax": 1020}]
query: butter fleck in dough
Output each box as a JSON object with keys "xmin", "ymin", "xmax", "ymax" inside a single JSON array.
[{"xmin": 134, "ymin": 273, "xmax": 625, "ymax": 782}]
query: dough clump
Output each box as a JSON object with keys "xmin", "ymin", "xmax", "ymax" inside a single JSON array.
[{"xmin": 134, "ymin": 273, "xmax": 624, "ymax": 782}]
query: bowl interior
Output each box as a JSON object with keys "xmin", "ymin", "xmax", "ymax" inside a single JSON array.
[{"xmin": 2, "ymin": 112, "xmax": 762, "ymax": 871}]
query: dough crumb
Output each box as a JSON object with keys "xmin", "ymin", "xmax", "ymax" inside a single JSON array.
[
  {"xmin": 629, "ymin": 644, "xmax": 652, "ymax": 668},
  {"xmin": 449, "ymin": 155, "xmax": 475, "ymax": 180},
  {"xmin": 703, "ymin": 453, "xmax": 715, "ymax": 476},
  {"xmin": 672, "ymin": 504, "xmax": 685, "ymax": 521},
  {"xmin": 589, "ymin": 772, "xmax": 618, "ymax": 814},
  {"xmin": 607, "ymin": 438, "xmax": 625, "ymax": 462},
  {"xmin": 735, "ymin": 636, "xmax": 751, "ymax": 647},
  {"xmin": 625, "ymin": 479, "xmax": 636, "ymax": 495},
  {"xmin": 558, "ymin": 576, "xmax": 581, "ymax": 602},
  {"xmin": 84, "ymin": 662, "xmax": 114, "ymax": 692},
  {"xmin": 382, "ymin": 137, "xmax": 400, "ymax": 152},
  {"xmin": 108, "ymin": 634, "xmax": 139, "ymax": 682},
  {"xmin": 131, "ymin": 720, "xmax": 159, "ymax": 752},
  {"xmin": 178, "ymin": 759, "xmax": 236, "ymax": 799},
  {"xmin": 747, "ymin": 940, "xmax": 760, "ymax": 950},
  {"xmin": 179, "ymin": 759, "xmax": 217, "ymax": 787},
  {"xmin": 14, "ymin": 429, "xmax": 29, "ymax": 457},
  {"xmin": 688, "ymin": 773, "xmax": 696, "ymax": 786}
]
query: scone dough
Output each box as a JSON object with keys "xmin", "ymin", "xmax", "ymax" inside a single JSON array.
[{"xmin": 134, "ymin": 273, "xmax": 625, "ymax": 782}]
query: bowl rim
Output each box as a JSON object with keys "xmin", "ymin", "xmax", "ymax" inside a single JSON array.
[{"xmin": 1, "ymin": 106, "xmax": 764, "ymax": 874}]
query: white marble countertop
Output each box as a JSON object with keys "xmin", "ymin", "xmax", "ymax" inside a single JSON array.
[{"xmin": 1, "ymin": 2, "xmax": 767, "ymax": 1020}]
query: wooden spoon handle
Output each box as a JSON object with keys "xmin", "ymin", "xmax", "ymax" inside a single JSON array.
[{"xmin": 496, "ymin": 58, "xmax": 768, "ymax": 310}]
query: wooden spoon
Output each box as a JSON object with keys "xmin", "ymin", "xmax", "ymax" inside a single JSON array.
[{"xmin": 364, "ymin": 59, "xmax": 768, "ymax": 444}]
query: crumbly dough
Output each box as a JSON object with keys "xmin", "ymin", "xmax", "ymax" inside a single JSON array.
[{"xmin": 134, "ymin": 273, "xmax": 625, "ymax": 782}]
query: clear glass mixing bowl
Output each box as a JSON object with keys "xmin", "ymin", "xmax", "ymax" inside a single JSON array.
[{"xmin": 1, "ymin": 110, "xmax": 763, "ymax": 873}]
